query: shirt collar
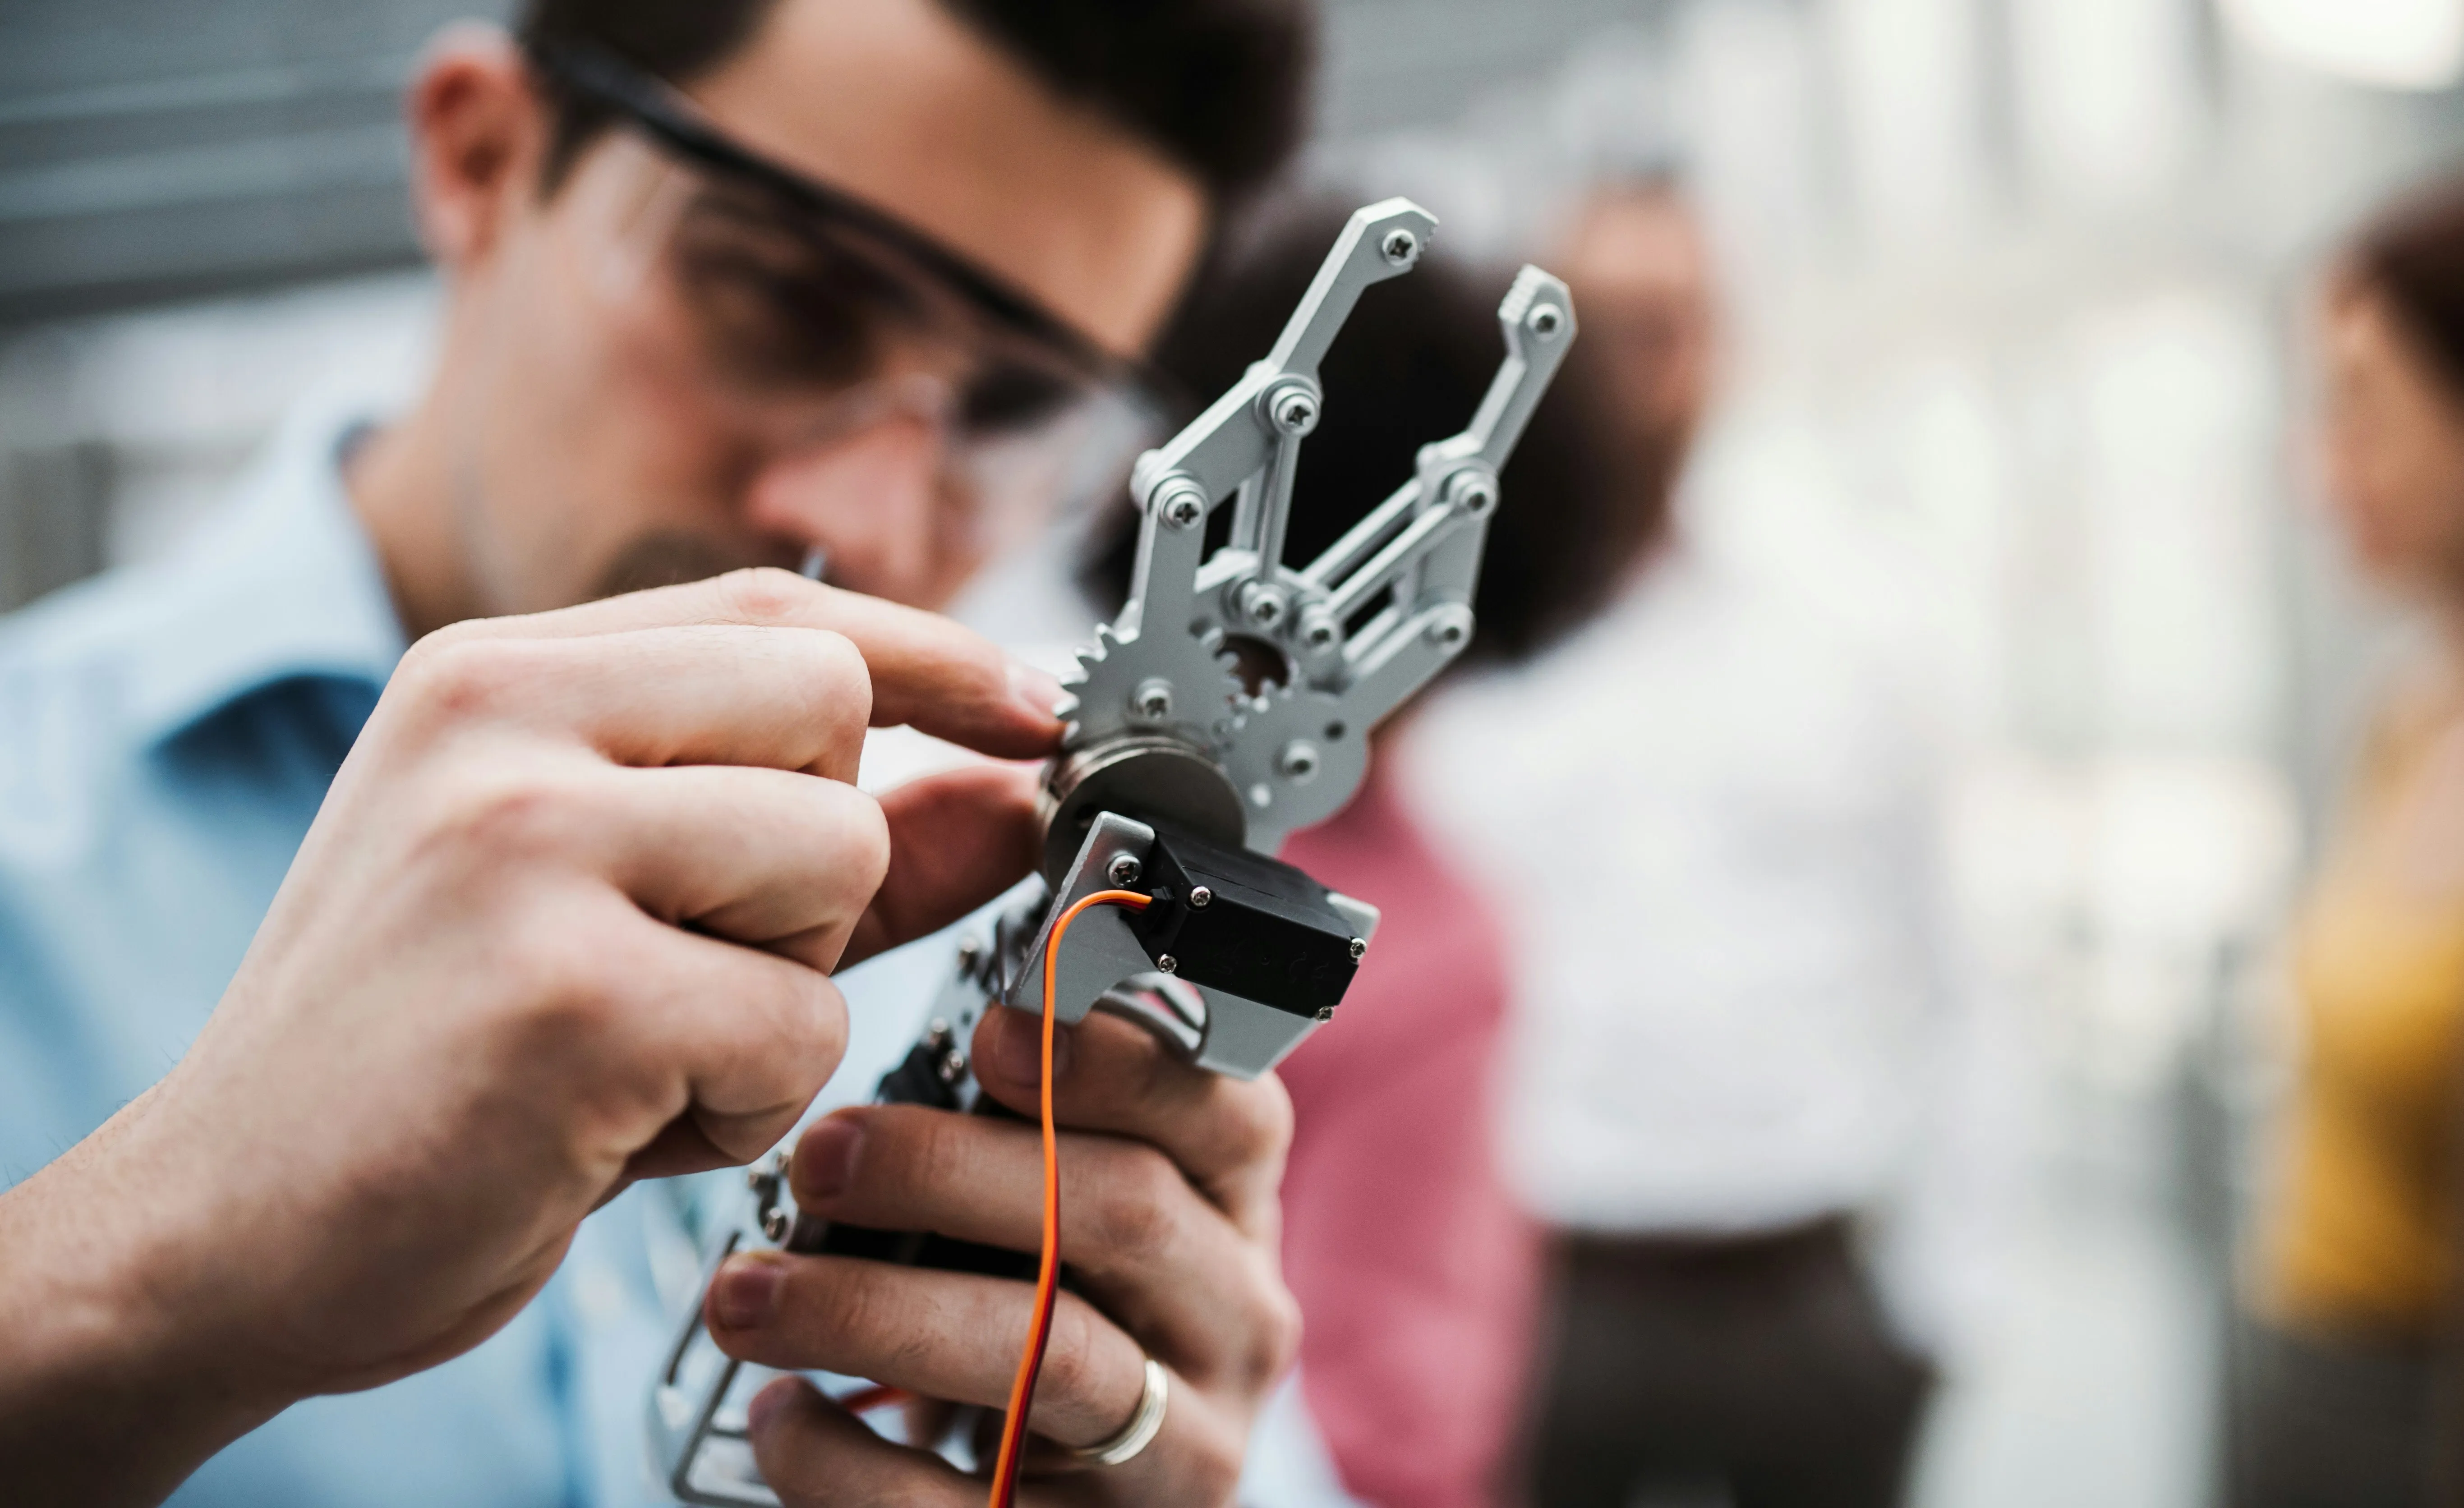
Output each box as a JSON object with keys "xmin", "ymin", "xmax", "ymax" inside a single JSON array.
[{"xmin": 124, "ymin": 400, "xmax": 410, "ymax": 749}]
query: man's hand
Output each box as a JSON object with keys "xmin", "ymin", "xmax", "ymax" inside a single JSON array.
[
  {"xmin": 702, "ymin": 1004, "xmax": 1303, "ymax": 1505},
  {"xmin": 0, "ymin": 568, "xmax": 1060, "ymax": 1507}
]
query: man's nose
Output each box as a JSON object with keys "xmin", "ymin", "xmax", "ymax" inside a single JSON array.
[{"xmin": 743, "ymin": 414, "xmax": 944, "ymax": 601}]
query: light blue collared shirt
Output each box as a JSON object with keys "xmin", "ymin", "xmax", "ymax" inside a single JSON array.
[{"xmin": 0, "ymin": 405, "xmax": 676, "ymax": 1508}]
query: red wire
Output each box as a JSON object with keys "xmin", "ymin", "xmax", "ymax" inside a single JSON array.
[{"xmin": 987, "ymin": 888, "xmax": 1151, "ymax": 1508}]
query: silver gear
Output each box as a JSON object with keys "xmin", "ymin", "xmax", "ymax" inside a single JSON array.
[
  {"xmin": 1217, "ymin": 678, "xmax": 1371, "ymax": 852},
  {"xmin": 1055, "ymin": 620, "xmax": 1250, "ymax": 756}
]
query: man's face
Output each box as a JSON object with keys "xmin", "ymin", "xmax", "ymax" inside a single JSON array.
[
  {"xmin": 419, "ymin": 0, "xmax": 1207, "ymax": 616},
  {"xmin": 1556, "ymin": 184, "xmax": 1718, "ymax": 458}
]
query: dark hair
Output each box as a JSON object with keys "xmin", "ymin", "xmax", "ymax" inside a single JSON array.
[
  {"xmin": 517, "ymin": 0, "xmax": 1315, "ymax": 203},
  {"xmin": 1082, "ymin": 201, "xmax": 1673, "ymax": 670},
  {"xmin": 2349, "ymin": 171, "xmax": 2464, "ymax": 393}
]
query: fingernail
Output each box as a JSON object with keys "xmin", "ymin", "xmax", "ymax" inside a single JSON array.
[
  {"xmin": 711, "ymin": 1254, "xmax": 783, "ymax": 1331},
  {"xmin": 792, "ymin": 1115, "xmax": 864, "ymax": 1204},
  {"xmin": 1009, "ymin": 660, "xmax": 1069, "ymax": 723},
  {"xmin": 990, "ymin": 1007, "xmax": 1071, "ymax": 1085},
  {"xmin": 746, "ymin": 1375, "xmax": 802, "ymax": 1437}
]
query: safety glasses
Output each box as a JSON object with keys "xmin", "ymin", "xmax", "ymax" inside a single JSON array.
[{"xmin": 528, "ymin": 41, "xmax": 1175, "ymax": 556}]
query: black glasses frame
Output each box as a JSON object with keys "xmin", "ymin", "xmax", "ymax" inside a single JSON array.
[{"xmin": 526, "ymin": 40, "xmax": 1175, "ymax": 411}]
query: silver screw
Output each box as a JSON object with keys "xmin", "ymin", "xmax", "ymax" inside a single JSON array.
[
  {"xmin": 1271, "ymin": 388, "xmax": 1320, "ymax": 435},
  {"xmin": 940, "ymin": 1048, "xmax": 968, "ymax": 1082},
  {"xmin": 1154, "ymin": 480, "xmax": 1206, "ymax": 529},
  {"xmin": 1424, "ymin": 606, "xmax": 1474, "ymax": 648},
  {"xmin": 1444, "ymin": 469, "xmax": 1498, "ymax": 518},
  {"xmin": 1278, "ymin": 741, "xmax": 1322, "ymax": 782},
  {"xmin": 1158, "ymin": 954, "xmax": 1179, "ymax": 975},
  {"xmin": 1238, "ymin": 580, "xmax": 1289, "ymax": 628},
  {"xmin": 1300, "ymin": 609, "xmax": 1340, "ymax": 652},
  {"xmin": 1528, "ymin": 303, "xmax": 1565, "ymax": 336},
  {"xmin": 1130, "ymin": 678, "xmax": 1173, "ymax": 721},
  {"xmin": 1188, "ymin": 885, "xmax": 1213, "ymax": 909},
  {"xmin": 956, "ymin": 936, "xmax": 983, "ymax": 972},
  {"xmin": 1108, "ymin": 853, "xmax": 1143, "ymax": 887},
  {"xmin": 1315, "ymin": 1006, "xmax": 1336, "ymax": 1022},
  {"xmin": 1382, "ymin": 228, "xmax": 1419, "ymax": 264},
  {"xmin": 1349, "ymin": 937, "xmax": 1368, "ymax": 961},
  {"xmin": 761, "ymin": 1208, "xmax": 792, "ymax": 1243},
  {"xmin": 745, "ymin": 1166, "xmax": 772, "ymax": 1192}
]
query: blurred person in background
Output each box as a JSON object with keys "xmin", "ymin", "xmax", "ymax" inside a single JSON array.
[
  {"xmin": 1080, "ymin": 202, "xmax": 1671, "ymax": 1508},
  {"xmin": 1405, "ymin": 170, "xmax": 1956, "ymax": 1508},
  {"xmin": 2231, "ymin": 172, "xmax": 2464, "ymax": 1508},
  {"xmin": 0, "ymin": 0, "xmax": 1323, "ymax": 1503}
]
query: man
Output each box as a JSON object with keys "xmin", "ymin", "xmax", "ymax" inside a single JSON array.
[
  {"xmin": 0, "ymin": 0, "xmax": 1313, "ymax": 1503},
  {"xmin": 1409, "ymin": 172, "xmax": 1957, "ymax": 1508}
]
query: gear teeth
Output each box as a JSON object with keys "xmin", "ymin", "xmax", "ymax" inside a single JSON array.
[
  {"xmin": 1051, "ymin": 693, "xmax": 1081, "ymax": 720},
  {"xmin": 1060, "ymin": 610, "xmax": 1246, "ymax": 753}
]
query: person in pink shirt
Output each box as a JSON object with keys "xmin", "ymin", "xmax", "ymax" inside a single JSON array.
[{"xmin": 1083, "ymin": 202, "xmax": 1672, "ymax": 1507}]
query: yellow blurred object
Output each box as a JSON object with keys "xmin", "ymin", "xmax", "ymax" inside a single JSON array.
[{"xmin": 2261, "ymin": 699, "xmax": 2464, "ymax": 1333}]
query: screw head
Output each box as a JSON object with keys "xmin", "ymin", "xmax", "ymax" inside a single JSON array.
[
  {"xmin": 1129, "ymin": 678, "xmax": 1173, "ymax": 721},
  {"xmin": 1238, "ymin": 580, "xmax": 1289, "ymax": 628},
  {"xmin": 745, "ymin": 1166, "xmax": 771, "ymax": 1192},
  {"xmin": 1154, "ymin": 480, "xmax": 1206, "ymax": 529},
  {"xmin": 1278, "ymin": 740, "xmax": 1322, "ymax": 783},
  {"xmin": 1424, "ymin": 605, "xmax": 1474, "ymax": 648},
  {"xmin": 1444, "ymin": 469, "xmax": 1499, "ymax": 518},
  {"xmin": 1188, "ymin": 885, "xmax": 1213, "ymax": 909},
  {"xmin": 1528, "ymin": 303, "xmax": 1565, "ymax": 336},
  {"xmin": 940, "ymin": 1048, "xmax": 968, "ymax": 1082},
  {"xmin": 1382, "ymin": 228, "xmax": 1420, "ymax": 264},
  {"xmin": 1157, "ymin": 954, "xmax": 1179, "ymax": 975},
  {"xmin": 1315, "ymin": 1006, "xmax": 1337, "ymax": 1022},
  {"xmin": 1271, "ymin": 389, "xmax": 1320, "ymax": 435},
  {"xmin": 1300, "ymin": 610, "xmax": 1340, "ymax": 652},
  {"xmin": 1349, "ymin": 937, "xmax": 1368, "ymax": 961},
  {"xmin": 761, "ymin": 1208, "xmax": 792, "ymax": 1243},
  {"xmin": 1108, "ymin": 853, "xmax": 1143, "ymax": 887}
]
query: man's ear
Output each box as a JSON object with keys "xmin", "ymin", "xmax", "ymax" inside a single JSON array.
[{"xmin": 405, "ymin": 23, "xmax": 548, "ymax": 271}]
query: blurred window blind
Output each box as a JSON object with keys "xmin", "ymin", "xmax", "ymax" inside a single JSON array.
[{"xmin": 0, "ymin": 0, "xmax": 506, "ymax": 328}]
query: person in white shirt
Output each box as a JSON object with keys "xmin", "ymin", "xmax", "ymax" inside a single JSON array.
[{"xmin": 1405, "ymin": 173, "xmax": 1952, "ymax": 1508}]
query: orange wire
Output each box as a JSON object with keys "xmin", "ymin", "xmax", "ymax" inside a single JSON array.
[{"xmin": 988, "ymin": 887, "xmax": 1151, "ymax": 1508}]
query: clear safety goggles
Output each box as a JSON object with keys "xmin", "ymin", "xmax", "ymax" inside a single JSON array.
[{"xmin": 530, "ymin": 42, "xmax": 1175, "ymax": 560}]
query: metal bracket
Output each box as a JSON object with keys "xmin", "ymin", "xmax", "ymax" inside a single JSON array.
[{"xmin": 1059, "ymin": 198, "xmax": 1579, "ymax": 853}]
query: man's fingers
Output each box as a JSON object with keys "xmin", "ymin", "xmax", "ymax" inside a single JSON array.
[
  {"xmin": 609, "ymin": 922, "xmax": 850, "ymax": 1170},
  {"xmin": 840, "ymin": 765, "xmax": 1042, "ymax": 967},
  {"xmin": 397, "ymin": 621, "xmax": 871, "ymax": 782},
  {"xmin": 603, "ymin": 764, "xmax": 889, "ymax": 973},
  {"xmin": 742, "ymin": 1332, "xmax": 1248, "ymax": 1508},
  {"xmin": 710, "ymin": 1253, "xmax": 1147, "ymax": 1448},
  {"xmin": 780, "ymin": 1107, "xmax": 1296, "ymax": 1388},
  {"xmin": 744, "ymin": 1378, "xmax": 981, "ymax": 1508},
  {"xmin": 422, "ymin": 568, "xmax": 1064, "ymax": 759},
  {"xmin": 973, "ymin": 1008, "xmax": 1294, "ymax": 1241}
]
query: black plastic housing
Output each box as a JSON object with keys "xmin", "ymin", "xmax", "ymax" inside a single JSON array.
[{"xmin": 1128, "ymin": 825, "xmax": 1360, "ymax": 1016}]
